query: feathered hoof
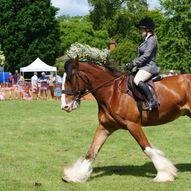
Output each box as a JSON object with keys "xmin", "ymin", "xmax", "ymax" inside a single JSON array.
[
  {"xmin": 153, "ymin": 171, "xmax": 177, "ymax": 182},
  {"xmin": 62, "ymin": 175, "xmax": 71, "ymax": 183},
  {"xmin": 62, "ymin": 159, "xmax": 92, "ymax": 183}
]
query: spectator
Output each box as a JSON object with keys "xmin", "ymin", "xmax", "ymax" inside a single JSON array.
[
  {"xmin": 13, "ymin": 70, "xmax": 19, "ymax": 84},
  {"xmin": 31, "ymin": 72, "xmax": 39, "ymax": 99},
  {"xmin": 17, "ymin": 74, "xmax": 25, "ymax": 99},
  {"xmin": 38, "ymin": 72, "xmax": 48, "ymax": 99},
  {"xmin": 23, "ymin": 83, "xmax": 32, "ymax": 101},
  {"xmin": 49, "ymin": 72, "xmax": 56, "ymax": 99},
  {"xmin": 39, "ymin": 72, "xmax": 48, "ymax": 82},
  {"xmin": 0, "ymin": 85, "xmax": 4, "ymax": 100},
  {"xmin": 8, "ymin": 72, "xmax": 14, "ymax": 87}
]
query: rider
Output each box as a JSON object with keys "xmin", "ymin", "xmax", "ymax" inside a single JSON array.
[{"xmin": 125, "ymin": 17, "xmax": 159, "ymax": 110}]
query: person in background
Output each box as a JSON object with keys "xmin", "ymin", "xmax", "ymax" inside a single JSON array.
[
  {"xmin": 31, "ymin": 72, "xmax": 38, "ymax": 98},
  {"xmin": 0, "ymin": 85, "xmax": 5, "ymax": 101},
  {"xmin": 7, "ymin": 73, "xmax": 14, "ymax": 99},
  {"xmin": 17, "ymin": 74, "xmax": 25, "ymax": 99},
  {"xmin": 23, "ymin": 83, "xmax": 32, "ymax": 101},
  {"xmin": 38, "ymin": 72, "xmax": 48, "ymax": 99},
  {"xmin": 8, "ymin": 72, "xmax": 14, "ymax": 87},
  {"xmin": 39, "ymin": 72, "xmax": 48, "ymax": 81},
  {"xmin": 49, "ymin": 72, "xmax": 56, "ymax": 99},
  {"xmin": 13, "ymin": 70, "xmax": 19, "ymax": 84}
]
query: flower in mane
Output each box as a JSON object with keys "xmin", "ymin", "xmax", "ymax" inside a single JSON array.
[{"xmin": 66, "ymin": 43, "xmax": 109, "ymax": 65}]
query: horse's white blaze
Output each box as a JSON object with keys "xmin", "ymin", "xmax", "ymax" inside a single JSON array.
[
  {"xmin": 144, "ymin": 147, "xmax": 177, "ymax": 182},
  {"xmin": 61, "ymin": 72, "xmax": 80, "ymax": 111},
  {"xmin": 63, "ymin": 159, "xmax": 93, "ymax": 182},
  {"xmin": 61, "ymin": 73, "xmax": 67, "ymax": 109}
]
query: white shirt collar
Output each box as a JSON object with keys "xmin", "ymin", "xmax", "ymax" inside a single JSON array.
[{"xmin": 145, "ymin": 32, "xmax": 152, "ymax": 41}]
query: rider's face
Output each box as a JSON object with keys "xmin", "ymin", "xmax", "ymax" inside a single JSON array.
[{"xmin": 140, "ymin": 28, "xmax": 147, "ymax": 38}]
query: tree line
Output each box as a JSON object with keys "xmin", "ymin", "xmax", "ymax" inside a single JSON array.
[{"xmin": 0, "ymin": 0, "xmax": 190, "ymax": 73}]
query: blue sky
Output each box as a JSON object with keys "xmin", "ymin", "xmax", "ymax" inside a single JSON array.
[{"xmin": 51, "ymin": 0, "xmax": 160, "ymax": 16}]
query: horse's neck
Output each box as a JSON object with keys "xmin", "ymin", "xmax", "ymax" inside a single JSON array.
[{"xmin": 80, "ymin": 63, "xmax": 114, "ymax": 88}]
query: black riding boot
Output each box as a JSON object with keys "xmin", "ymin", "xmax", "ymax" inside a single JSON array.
[{"xmin": 138, "ymin": 81, "xmax": 158, "ymax": 110}]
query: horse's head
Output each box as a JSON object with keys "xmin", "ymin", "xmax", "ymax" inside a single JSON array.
[{"xmin": 61, "ymin": 57, "xmax": 88, "ymax": 112}]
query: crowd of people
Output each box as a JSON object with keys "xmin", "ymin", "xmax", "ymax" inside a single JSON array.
[
  {"xmin": 31, "ymin": 71, "xmax": 57, "ymax": 99},
  {"xmin": 0, "ymin": 70, "xmax": 62, "ymax": 100}
]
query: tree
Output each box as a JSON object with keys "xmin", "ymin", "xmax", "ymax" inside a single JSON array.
[
  {"xmin": 110, "ymin": 39, "xmax": 137, "ymax": 69},
  {"xmin": 58, "ymin": 16, "xmax": 109, "ymax": 55},
  {"xmin": 0, "ymin": 45, "xmax": 5, "ymax": 66},
  {"xmin": 0, "ymin": 0, "xmax": 60, "ymax": 71},
  {"xmin": 88, "ymin": 0, "xmax": 148, "ymax": 36},
  {"xmin": 88, "ymin": 0, "xmax": 150, "ymax": 69},
  {"xmin": 88, "ymin": 0, "xmax": 122, "ymax": 30},
  {"xmin": 158, "ymin": 0, "xmax": 191, "ymax": 73}
]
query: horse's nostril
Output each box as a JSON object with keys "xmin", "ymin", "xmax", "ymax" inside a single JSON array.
[{"xmin": 61, "ymin": 105, "xmax": 69, "ymax": 110}]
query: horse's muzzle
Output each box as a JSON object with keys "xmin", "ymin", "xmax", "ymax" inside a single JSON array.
[
  {"xmin": 62, "ymin": 105, "xmax": 70, "ymax": 111},
  {"xmin": 61, "ymin": 105, "xmax": 73, "ymax": 112},
  {"xmin": 61, "ymin": 101, "xmax": 79, "ymax": 112}
]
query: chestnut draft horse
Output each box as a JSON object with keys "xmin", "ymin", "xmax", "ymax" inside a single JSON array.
[{"xmin": 61, "ymin": 57, "xmax": 191, "ymax": 183}]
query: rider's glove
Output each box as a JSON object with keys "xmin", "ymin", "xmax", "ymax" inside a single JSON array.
[
  {"xmin": 125, "ymin": 62, "xmax": 133, "ymax": 71},
  {"xmin": 124, "ymin": 62, "xmax": 137, "ymax": 72},
  {"xmin": 132, "ymin": 66, "xmax": 138, "ymax": 73}
]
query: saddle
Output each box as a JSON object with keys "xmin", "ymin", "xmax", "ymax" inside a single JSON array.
[{"xmin": 127, "ymin": 74, "xmax": 162, "ymax": 110}]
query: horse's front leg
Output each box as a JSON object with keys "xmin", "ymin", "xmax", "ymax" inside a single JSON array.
[{"xmin": 63, "ymin": 124, "xmax": 112, "ymax": 183}]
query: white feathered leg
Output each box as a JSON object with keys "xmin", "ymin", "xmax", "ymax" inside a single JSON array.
[
  {"xmin": 63, "ymin": 159, "xmax": 92, "ymax": 183},
  {"xmin": 63, "ymin": 125, "xmax": 111, "ymax": 183},
  {"xmin": 144, "ymin": 147, "xmax": 177, "ymax": 182}
]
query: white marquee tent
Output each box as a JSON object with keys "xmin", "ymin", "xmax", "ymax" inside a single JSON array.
[{"xmin": 20, "ymin": 57, "xmax": 57, "ymax": 73}]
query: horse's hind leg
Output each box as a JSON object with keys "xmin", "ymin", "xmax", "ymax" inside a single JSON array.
[
  {"xmin": 63, "ymin": 124, "xmax": 113, "ymax": 183},
  {"xmin": 127, "ymin": 122, "xmax": 177, "ymax": 182},
  {"xmin": 184, "ymin": 100, "xmax": 191, "ymax": 118}
]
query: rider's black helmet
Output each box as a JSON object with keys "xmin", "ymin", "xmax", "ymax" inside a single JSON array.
[{"xmin": 136, "ymin": 17, "xmax": 155, "ymax": 31}]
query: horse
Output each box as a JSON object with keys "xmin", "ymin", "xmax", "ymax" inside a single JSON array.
[{"xmin": 61, "ymin": 57, "xmax": 191, "ymax": 183}]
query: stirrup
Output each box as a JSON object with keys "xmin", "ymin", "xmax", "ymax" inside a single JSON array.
[
  {"xmin": 143, "ymin": 100, "xmax": 159, "ymax": 111},
  {"xmin": 148, "ymin": 100, "xmax": 159, "ymax": 111}
]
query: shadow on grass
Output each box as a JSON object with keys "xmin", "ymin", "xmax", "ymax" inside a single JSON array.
[
  {"xmin": 91, "ymin": 162, "xmax": 191, "ymax": 179},
  {"xmin": 92, "ymin": 162, "xmax": 155, "ymax": 179},
  {"xmin": 176, "ymin": 163, "xmax": 191, "ymax": 172}
]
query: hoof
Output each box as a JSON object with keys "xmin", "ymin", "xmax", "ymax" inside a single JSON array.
[
  {"xmin": 62, "ymin": 159, "xmax": 92, "ymax": 183},
  {"xmin": 62, "ymin": 176, "xmax": 71, "ymax": 183},
  {"xmin": 62, "ymin": 167, "xmax": 72, "ymax": 183},
  {"xmin": 153, "ymin": 171, "xmax": 176, "ymax": 182}
]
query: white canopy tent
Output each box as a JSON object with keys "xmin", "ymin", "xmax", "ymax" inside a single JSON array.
[{"xmin": 20, "ymin": 57, "xmax": 57, "ymax": 73}]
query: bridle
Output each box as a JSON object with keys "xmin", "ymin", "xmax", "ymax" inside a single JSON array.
[
  {"xmin": 61, "ymin": 68, "xmax": 123, "ymax": 103},
  {"xmin": 61, "ymin": 70, "xmax": 88, "ymax": 104}
]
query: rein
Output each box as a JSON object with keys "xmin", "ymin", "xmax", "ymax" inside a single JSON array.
[
  {"xmin": 79, "ymin": 74, "xmax": 123, "ymax": 98},
  {"xmin": 62, "ymin": 71, "xmax": 124, "ymax": 101}
]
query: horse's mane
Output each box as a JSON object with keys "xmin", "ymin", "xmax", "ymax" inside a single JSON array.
[
  {"xmin": 103, "ymin": 64, "xmax": 122, "ymax": 77},
  {"xmin": 64, "ymin": 58, "xmax": 122, "ymax": 81}
]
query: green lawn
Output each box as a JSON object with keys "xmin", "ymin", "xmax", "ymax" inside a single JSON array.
[{"xmin": 0, "ymin": 100, "xmax": 191, "ymax": 191}]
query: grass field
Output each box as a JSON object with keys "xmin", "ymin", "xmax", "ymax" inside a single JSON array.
[{"xmin": 0, "ymin": 100, "xmax": 191, "ymax": 191}]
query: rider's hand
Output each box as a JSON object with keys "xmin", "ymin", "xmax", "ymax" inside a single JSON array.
[
  {"xmin": 125, "ymin": 62, "xmax": 134, "ymax": 71},
  {"xmin": 132, "ymin": 66, "xmax": 138, "ymax": 73}
]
